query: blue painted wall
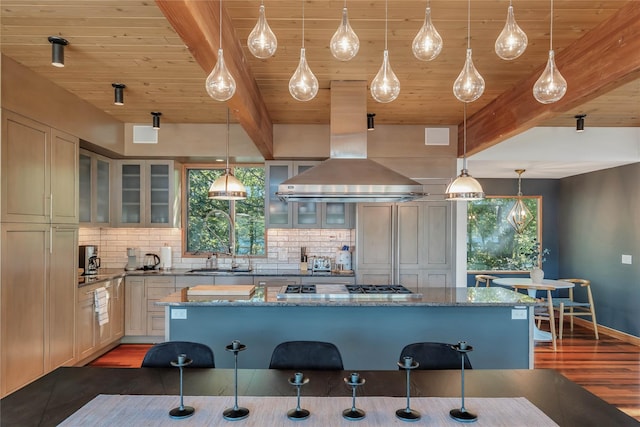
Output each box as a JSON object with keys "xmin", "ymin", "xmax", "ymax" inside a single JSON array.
[{"xmin": 558, "ymin": 163, "xmax": 639, "ymax": 338}]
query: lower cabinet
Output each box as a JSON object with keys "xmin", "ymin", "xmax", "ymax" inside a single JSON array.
[
  {"xmin": 76, "ymin": 278, "xmax": 125, "ymax": 364},
  {"xmin": 125, "ymin": 276, "xmax": 175, "ymax": 338}
]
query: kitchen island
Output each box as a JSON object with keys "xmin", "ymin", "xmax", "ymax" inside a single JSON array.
[{"xmin": 157, "ymin": 286, "xmax": 539, "ymax": 370}]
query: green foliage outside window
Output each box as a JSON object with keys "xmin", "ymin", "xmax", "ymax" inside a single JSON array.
[
  {"xmin": 467, "ymin": 196, "xmax": 542, "ymax": 272},
  {"xmin": 185, "ymin": 167, "xmax": 265, "ymax": 256}
]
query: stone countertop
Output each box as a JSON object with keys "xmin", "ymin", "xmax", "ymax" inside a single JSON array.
[
  {"xmin": 78, "ymin": 268, "xmax": 354, "ymax": 288},
  {"xmin": 157, "ymin": 286, "xmax": 539, "ymax": 307}
]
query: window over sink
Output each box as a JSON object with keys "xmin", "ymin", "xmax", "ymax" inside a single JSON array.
[{"xmin": 183, "ymin": 166, "xmax": 266, "ymax": 256}]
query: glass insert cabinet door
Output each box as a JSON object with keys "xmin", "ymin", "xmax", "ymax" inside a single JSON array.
[
  {"xmin": 294, "ymin": 164, "xmax": 321, "ymax": 227},
  {"xmin": 266, "ymin": 163, "xmax": 291, "ymax": 226},
  {"xmin": 79, "ymin": 153, "xmax": 92, "ymax": 222},
  {"xmin": 95, "ymin": 158, "xmax": 110, "ymax": 224},
  {"xmin": 120, "ymin": 163, "xmax": 142, "ymax": 224},
  {"xmin": 149, "ymin": 163, "xmax": 170, "ymax": 224}
]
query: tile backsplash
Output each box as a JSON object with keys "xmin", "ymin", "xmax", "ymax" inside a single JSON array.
[{"xmin": 79, "ymin": 227, "xmax": 355, "ymax": 271}]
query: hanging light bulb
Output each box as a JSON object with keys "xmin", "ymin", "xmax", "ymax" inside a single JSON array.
[
  {"xmin": 533, "ymin": 0, "xmax": 567, "ymax": 104},
  {"xmin": 446, "ymin": 103, "xmax": 485, "ymax": 201},
  {"xmin": 533, "ymin": 50, "xmax": 567, "ymax": 104},
  {"xmin": 209, "ymin": 109, "xmax": 247, "ymax": 200},
  {"xmin": 495, "ymin": 1, "xmax": 528, "ymax": 60},
  {"xmin": 247, "ymin": 1, "xmax": 278, "ymax": 59},
  {"xmin": 507, "ymin": 169, "xmax": 533, "ymax": 234},
  {"xmin": 412, "ymin": 2, "xmax": 443, "ymax": 61},
  {"xmin": 453, "ymin": 0, "xmax": 484, "ymax": 103},
  {"xmin": 289, "ymin": 0, "xmax": 318, "ymax": 101},
  {"xmin": 371, "ymin": 0, "xmax": 400, "ymax": 103},
  {"xmin": 330, "ymin": 2, "xmax": 359, "ymax": 61},
  {"xmin": 205, "ymin": 0, "xmax": 236, "ymax": 102}
]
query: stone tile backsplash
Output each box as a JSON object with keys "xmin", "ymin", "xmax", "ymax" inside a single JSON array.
[{"xmin": 79, "ymin": 227, "xmax": 355, "ymax": 271}]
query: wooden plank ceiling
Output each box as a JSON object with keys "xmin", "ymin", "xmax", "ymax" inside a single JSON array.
[{"xmin": 1, "ymin": 0, "xmax": 638, "ymax": 159}]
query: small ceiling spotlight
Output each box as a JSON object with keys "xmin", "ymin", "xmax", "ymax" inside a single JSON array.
[
  {"xmin": 47, "ymin": 36, "xmax": 68, "ymax": 68},
  {"xmin": 112, "ymin": 83, "xmax": 126, "ymax": 106},
  {"xmin": 575, "ymin": 114, "xmax": 586, "ymax": 132},
  {"xmin": 151, "ymin": 112, "xmax": 162, "ymax": 130},
  {"xmin": 367, "ymin": 113, "xmax": 376, "ymax": 131}
]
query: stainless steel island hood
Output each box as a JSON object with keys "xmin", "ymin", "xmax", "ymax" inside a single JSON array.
[{"xmin": 276, "ymin": 81, "xmax": 426, "ymax": 203}]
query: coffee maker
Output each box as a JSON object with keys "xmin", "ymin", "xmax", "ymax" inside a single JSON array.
[{"xmin": 79, "ymin": 245, "xmax": 100, "ymax": 276}]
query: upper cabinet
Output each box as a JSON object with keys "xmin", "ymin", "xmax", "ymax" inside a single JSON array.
[
  {"xmin": 79, "ymin": 149, "xmax": 111, "ymax": 226},
  {"xmin": 1, "ymin": 110, "xmax": 78, "ymax": 224},
  {"xmin": 265, "ymin": 161, "xmax": 354, "ymax": 229},
  {"xmin": 114, "ymin": 160, "xmax": 179, "ymax": 228}
]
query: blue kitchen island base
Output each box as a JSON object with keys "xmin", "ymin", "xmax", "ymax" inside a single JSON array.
[{"xmin": 160, "ymin": 287, "xmax": 537, "ymax": 370}]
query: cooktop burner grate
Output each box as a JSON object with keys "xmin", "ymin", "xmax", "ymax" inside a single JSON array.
[{"xmin": 281, "ymin": 284, "xmax": 414, "ymax": 294}]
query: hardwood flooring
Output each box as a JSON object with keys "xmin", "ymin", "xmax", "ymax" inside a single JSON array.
[{"xmin": 89, "ymin": 324, "xmax": 640, "ymax": 421}]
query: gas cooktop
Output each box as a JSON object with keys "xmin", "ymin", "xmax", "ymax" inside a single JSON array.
[{"xmin": 276, "ymin": 284, "xmax": 422, "ymax": 300}]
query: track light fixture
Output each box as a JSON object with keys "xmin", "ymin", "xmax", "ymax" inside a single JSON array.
[
  {"xmin": 112, "ymin": 83, "xmax": 126, "ymax": 106},
  {"xmin": 575, "ymin": 114, "xmax": 586, "ymax": 132},
  {"xmin": 48, "ymin": 36, "xmax": 68, "ymax": 68},
  {"xmin": 367, "ymin": 113, "xmax": 375, "ymax": 131},
  {"xmin": 151, "ymin": 112, "xmax": 162, "ymax": 130}
]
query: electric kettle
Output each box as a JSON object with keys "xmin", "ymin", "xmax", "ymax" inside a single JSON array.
[{"xmin": 143, "ymin": 253, "xmax": 160, "ymax": 270}]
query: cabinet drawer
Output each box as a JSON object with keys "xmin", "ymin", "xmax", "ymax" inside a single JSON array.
[{"xmin": 144, "ymin": 276, "xmax": 174, "ymax": 287}]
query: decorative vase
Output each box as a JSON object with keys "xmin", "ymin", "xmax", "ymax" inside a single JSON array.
[{"xmin": 530, "ymin": 267, "xmax": 544, "ymax": 284}]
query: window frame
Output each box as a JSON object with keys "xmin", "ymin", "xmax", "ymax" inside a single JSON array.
[
  {"xmin": 181, "ymin": 163, "xmax": 266, "ymax": 258},
  {"xmin": 467, "ymin": 195, "xmax": 543, "ymax": 274}
]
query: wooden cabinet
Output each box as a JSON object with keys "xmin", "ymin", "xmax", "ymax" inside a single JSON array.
[
  {"xmin": 48, "ymin": 226, "xmax": 78, "ymax": 369},
  {"xmin": 356, "ymin": 201, "xmax": 453, "ymax": 291},
  {"xmin": 265, "ymin": 161, "xmax": 354, "ymax": 229},
  {"xmin": 125, "ymin": 276, "xmax": 175, "ymax": 337},
  {"xmin": 1, "ymin": 111, "xmax": 78, "ymax": 224},
  {"xmin": 146, "ymin": 277, "xmax": 175, "ymax": 336},
  {"xmin": 0, "ymin": 223, "xmax": 78, "ymax": 396},
  {"xmin": 114, "ymin": 160, "xmax": 179, "ymax": 227},
  {"xmin": 124, "ymin": 277, "xmax": 146, "ymax": 336},
  {"xmin": 79, "ymin": 150, "xmax": 111, "ymax": 225},
  {"xmin": 76, "ymin": 278, "xmax": 124, "ymax": 364}
]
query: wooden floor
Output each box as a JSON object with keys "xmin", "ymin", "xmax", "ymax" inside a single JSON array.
[{"xmin": 90, "ymin": 324, "xmax": 640, "ymax": 422}]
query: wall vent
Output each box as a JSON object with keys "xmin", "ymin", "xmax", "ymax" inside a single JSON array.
[
  {"xmin": 133, "ymin": 125, "xmax": 158, "ymax": 144},
  {"xmin": 424, "ymin": 127, "xmax": 449, "ymax": 146}
]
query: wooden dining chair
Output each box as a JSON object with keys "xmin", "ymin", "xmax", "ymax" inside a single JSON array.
[
  {"xmin": 474, "ymin": 274, "xmax": 499, "ymax": 287},
  {"xmin": 512, "ymin": 284, "xmax": 557, "ymax": 351},
  {"xmin": 554, "ymin": 279, "xmax": 598, "ymax": 339}
]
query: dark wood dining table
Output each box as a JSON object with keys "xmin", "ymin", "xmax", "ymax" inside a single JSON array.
[{"xmin": 1, "ymin": 367, "xmax": 637, "ymax": 426}]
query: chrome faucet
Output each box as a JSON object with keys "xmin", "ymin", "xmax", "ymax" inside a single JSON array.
[{"xmin": 205, "ymin": 208, "xmax": 237, "ymax": 268}]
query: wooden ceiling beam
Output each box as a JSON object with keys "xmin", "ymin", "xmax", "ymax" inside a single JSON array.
[
  {"xmin": 463, "ymin": 1, "xmax": 640, "ymax": 157},
  {"xmin": 155, "ymin": 0, "xmax": 273, "ymax": 160}
]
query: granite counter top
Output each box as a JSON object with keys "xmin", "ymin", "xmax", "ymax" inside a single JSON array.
[
  {"xmin": 157, "ymin": 286, "xmax": 538, "ymax": 307},
  {"xmin": 78, "ymin": 268, "xmax": 354, "ymax": 287}
]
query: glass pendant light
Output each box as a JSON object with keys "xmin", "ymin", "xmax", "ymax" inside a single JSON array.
[
  {"xmin": 205, "ymin": 0, "xmax": 236, "ymax": 102},
  {"xmin": 371, "ymin": 0, "xmax": 401, "ymax": 103},
  {"xmin": 446, "ymin": 104, "xmax": 485, "ymax": 201},
  {"xmin": 507, "ymin": 169, "xmax": 533, "ymax": 234},
  {"xmin": 533, "ymin": 0, "xmax": 567, "ymax": 104},
  {"xmin": 453, "ymin": 0, "xmax": 485, "ymax": 103},
  {"xmin": 412, "ymin": 1, "xmax": 443, "ymax": 61},
  {"xmin": 330, "ymin": 1, "xmax": 359, "ymax": 61},
  {"xmin": 495, "ymin": 0, "xmax": 528, "ymax": 60},
  {"xmin": 209, "ymin": 109, "xmax": 247, "ymax": 200},
  {"xmin": 289, "ymin": 0, "xmax": 318, "ymax": 101},
  {"xmin": 247, "ymin": 1, "xmax": 278, "ymax": 59}
]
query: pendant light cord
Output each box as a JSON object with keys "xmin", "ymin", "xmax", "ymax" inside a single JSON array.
[
  {"xmin": 301, "ymin": 0, "xmax": 305, "ymax": 48},
  {"xmin": 219, "ymin": 0, "xmax": 222, "ymax": 49},
  {"xmin": 462, "ymin": 103, "xmax": 467, "ymax": 170},
  {"xmin": 466, "ymin": 0, "xmax": 471, "ymax": 49},
  {"xmin": 384, "ymin": 0, "xmax": 388, "ymax": 50},
  {"xmin": 549, "ymin": 0, "xmax": 554, "ymax": 50},
  {"xmin": 225, "ymin": 109, "xmax": 230, "ymax": 171}
]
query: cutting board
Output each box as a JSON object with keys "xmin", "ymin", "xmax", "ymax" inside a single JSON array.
[{"xmin": 187, "ymin": 285, "xmax": 255, "ymax": 296}]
